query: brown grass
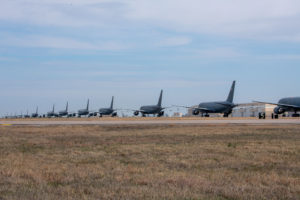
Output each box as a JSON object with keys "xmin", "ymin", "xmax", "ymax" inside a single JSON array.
[{"xmin": 0, "ymin": 124, "xmax": 299, "ymax": 200}]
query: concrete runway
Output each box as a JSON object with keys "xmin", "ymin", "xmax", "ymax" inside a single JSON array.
[{"xmin": 1, "ymin": 119, "xmax": 300, "ymax": 126}]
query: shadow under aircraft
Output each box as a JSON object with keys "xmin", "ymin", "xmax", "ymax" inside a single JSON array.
[
  {"xmin": 133, "ymin": 90, "xmax": 167, "ymax": 117},
  {"xmin": 99, "ymin": 96, "xmax": 117, "ymax": 117},
  {"xmin": 254, "ymin": 97, "xmax": 300, "ymax": 117},
  {"xmin": 176, "ymin": 81, "xmax": 237, "ymax": 117}
]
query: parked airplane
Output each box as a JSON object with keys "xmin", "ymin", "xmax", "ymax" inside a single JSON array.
[
  {"xmin": 47, "ymin": 104, "xmax": 58, "ymax": 118},
  {"xmin": 254, "ymin": 97, "xmax": 300, "ymax": 117},
  {"xmin": 17, "ymin": 112, "xmax": 23, "ymax": 118},
  {"xmin": 58, "ymin": 102, "xmax": 75, "ymax": 117},
  {"xmin": 31, "ymin": 107, "xmax": 39, "ymax": 118},
  {"xmin": 133, "ymin": 90, "xmax": 166, "ymax": 117},
  {"xmin": 78, "ymin": 99, "xmax": 97, "ymax": 117},
  {"xmin": 176, "ymin": 81, "xmax": 237, "ymax": 117},
  {"xmin": 99, "ymin": 96, "xmax": 117, "ymax": 117},
  {"xmin": 24, "ymin": 110, "xmax": 30, "ymax": 118}
]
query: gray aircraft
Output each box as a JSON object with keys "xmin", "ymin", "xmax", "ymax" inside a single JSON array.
[
  {"xmin": 133, "ymin": 90, "xmax": 165, "ymax": 117},
  {"xmin": 179, "ymin": 81, "xmax": 237, "ymax": 117},
  {"xmin": 78, "ymin": 99, "xmax": 96, "ymax": 117},
  {"xmin": 99, "ymin": 96, "xmax": 117, "ymax": 117},
  {"xmin": 254, "ymin": 97, "xmax": 300, "ymax": 117},
  {"xmin": 58, "ymin": 102, "xmax": 74, "ymax": 117},
  {"xmin": 31, "ymin": 107, "xmax": 39, "ymax": 118},
  {"xmin": 47, "ymin": 104, "xmax": 58, "ymax": 118},
  {"xmin": 24, "ymin": 110, "xmax": 30, "ymax": 118}
]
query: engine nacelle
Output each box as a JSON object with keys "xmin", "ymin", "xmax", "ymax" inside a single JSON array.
[
  {"xmin": 274, "ymin": 106, "xmax": 285, "ymax": 114},
  {"xmin": 112, "ymin": 112, "xmax": 117, "ymax": 117},
  {"xmin": 192, "ymin": 109, "xmax": 200, "ymax": 115},
  {"xmin": 158, "ymin": 111, "xmax": 164, "ymax": 117},
  {"xmin": 134, "ymin": 111, "xmax": 139, "ymax": 116}
]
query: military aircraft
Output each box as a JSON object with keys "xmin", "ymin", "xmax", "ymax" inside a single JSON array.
[
  {"xmin": 31, "ymin": 107, "xmax": 39, "ymax": 118},
  {"xmin": 77, "ymin": 99, "xmax": 97, "ymax": 117},
  {"xmin": 58, "ymin": 102, "xmax": 75, "ymax": 117},
  {"xmin": 99, "ymin": 96, "xmax": 117, "ymax": 117},
  {"xmin": 47, "ymin": 104, "xmax": 58, "ymax": 118},
  {"xmin": 254, "ymin": 97, "xmax": 300, "ymax": 117},
  {"xmin": 133, "ymin": 90, "xmax": 166, "ymax": 117},
  {"xmin": 176, "ymin": 81, "xmax": 237, "ymax": 117},
  {"xmin": 24, "ymin": 110, "xmax": 30, "ymax": 118}
]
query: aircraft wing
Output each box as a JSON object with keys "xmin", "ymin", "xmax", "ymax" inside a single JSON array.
[
  {"xmin": 172, "ymin": 105, "xmax": 212, "ymax": 112},
  {"xmin": 253, "ymin": 101, "xmax": 300, "ymax": 109},
  {"xmin": 161, "ymin": 106, "xmax": 173, "ymax": 110},
  {"xmin": 118, "ymin": 108, "xmax": 148, "ymax": 113},
  {"xmin": 194, "ymin": 107, "xmax": 214, "ymax": 112},
  {"xmin": 214, "ymin": 102, "xmax": 238, "ymax": 107}
]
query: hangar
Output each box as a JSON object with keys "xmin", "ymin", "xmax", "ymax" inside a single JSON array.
[{"xmin": 186, "ymin": 103, "xmax": 277, "ymax": 118}]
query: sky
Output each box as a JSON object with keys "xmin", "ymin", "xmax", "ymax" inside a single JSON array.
[{"xmin": 1, "ymin": 0, "xmax": 300, "ymax": 116}]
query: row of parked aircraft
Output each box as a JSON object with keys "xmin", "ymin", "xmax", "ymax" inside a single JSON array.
[{"xmin": 4, "ymin": 80, "xmax": 300, "ymax": 118}]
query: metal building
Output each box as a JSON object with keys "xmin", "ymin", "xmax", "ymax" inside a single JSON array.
[
  {"xmin": 232, "ymin": 103, "xmax": 276, "ymax": 117},
  {"xmin": 186, "ymin": 103, "xmax": 277, "ymax": 118}
]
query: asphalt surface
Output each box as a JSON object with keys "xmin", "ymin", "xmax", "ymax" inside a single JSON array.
[{"xmin": 1, "ymin": 119, "xmax": 300, "ymax": 125}]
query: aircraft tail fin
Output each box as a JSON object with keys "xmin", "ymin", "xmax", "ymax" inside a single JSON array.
[
  {"xmin": 52, "ymin": 104, "xmax": 55, "ymax": 112},
  {"xmin": 36, "ymin": 107, "xmax": 38, "ymax": 114},
  {"xmin": 110, "ymin": 96, "xmax": 114, "ymax": 109},
  {"xmin": 226, "ymin": 81, "xmax": 236, "ymax": 103},
  {"xmin": 157, "ymin": 90, "xmax": 163, "ymax": 107},
  {"xmin": 86, "ymin": 99, "xmax": 89, "ymax": 111},
  {"xmin": 66, "ymin": 102, "xmax": 68, "ymax": 112}
]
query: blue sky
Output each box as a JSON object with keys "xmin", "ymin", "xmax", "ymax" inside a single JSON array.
[{"xmin": 1, "ymin": 0, "xmax": 300, "ymax": 116}]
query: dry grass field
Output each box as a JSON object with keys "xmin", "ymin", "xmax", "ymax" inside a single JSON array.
[{"xmin": 0, "ymin": 124, "xmax": 299, "ymax": 200}]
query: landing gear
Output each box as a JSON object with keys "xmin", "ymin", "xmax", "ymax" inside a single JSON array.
[
  {"xmin": 271, "ymin": 113, "xmax": 278, "ymax": 119},
  {"xmin": 292, "ymin": 113, "xmax": 300, "ymax": 117},
  {"xmin": 157, "ymin": 111, "xmax": 164, "ymax": 117},
  {"xmin": 142, "ymin": 113, "xmax": 146, "ymax": 117},
  {"xmin": 204, "ymin": 114, "xmax": 209, "ymax": 117},
  {"xmin": 258, "ymin": 112, "xmax": 266, "ymax": 119},
  {"xmin": 99, "ymin": 114, "xmax": 102, "ymax": 118},
  {"xmin": 223, "ymin": 113, "xmax": 229, "ymax": 118}
]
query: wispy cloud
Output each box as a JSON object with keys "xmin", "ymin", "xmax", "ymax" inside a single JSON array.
[
  {"xmin": 157, "ymin": 36, "xmax": 191, "ymax": 47},
  {"xmin": 0, "ymin": 34, "xmax": 128, "ymax": 50},
  {"xmin": 1, "ymin": 0, "xmax": 300, "ymax": 41},
  {"xmin": 195, "ymin": 47, "xmax": 243, "ymax": 59},
  {"xmin": 127, "ymin": 0, "xmax": 300, "ymax": 41}
]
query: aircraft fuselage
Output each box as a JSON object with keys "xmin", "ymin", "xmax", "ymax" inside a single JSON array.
[
  {"xmin": 78, "ymin": 109, "xmax": 89, "ymax": 116},
  {"xmin": 140, "ymin": 105, "xmax": 163, "ymax": 114},
  {"xmin": 99, "ymin": 108, "xmax": 114, "ymax": 115},
  {"xmin": 199, "ymin": 101, "xmax": 235, "ymax": 114},
  {"xmin": 275, "ymin": 97, "xmax": 300, "ymax": 113},
  {"xmin": 47, "ymin": 112, "xmax": 58, "ymax": 117},
  {"xmin": 58, "ymin": 110, "xmax": 68, "ymax": 117}
]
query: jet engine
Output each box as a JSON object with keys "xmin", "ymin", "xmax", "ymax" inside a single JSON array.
[
  {"xmin": 134, "ymin": 111, "xmax": 139, "ymax": 116},
  {"xmin": 192, "ymin": 109, "xmax": 200, "ymax": 115},
  {"xmin": 274, "ymin": 106, "xmax": 285, "ymax": 114},
  {"xmin": 158, "ymin": 111, "xmax": 164, "ymax": 117},
  {"xmin": 112, "ymin": 112, "xmax": 117, "ymax": 117}
]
